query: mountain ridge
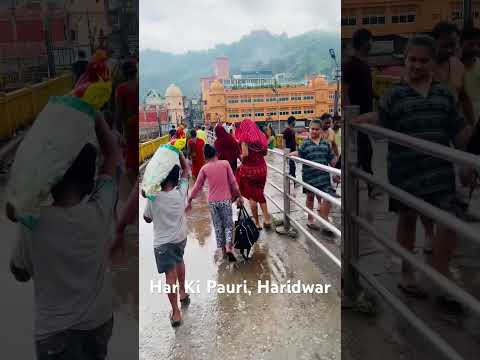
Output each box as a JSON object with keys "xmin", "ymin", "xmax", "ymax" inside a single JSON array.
[{"xmin": 140, "ymin": 30, "xmax": 340, "ymax": 99}]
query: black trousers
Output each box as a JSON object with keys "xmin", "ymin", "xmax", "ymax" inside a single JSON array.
[
  {"xmin": 357, "ymin": 132, "xmax": 373, "ymax": 194},
  {"xmin": 289, "ymin": 159, "xmax": 296, "ymax": 178}
]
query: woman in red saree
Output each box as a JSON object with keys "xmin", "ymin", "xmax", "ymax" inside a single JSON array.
[
  {"xmin": 235, "ymin": 119, "xmax": 271, "ymax": 229},
  {"xmin": 187, "ymin": 129, "xmax": 205, "ymax": 179},
  {"xmin": 214, "ymin": 125, "xmax": 240, "ymax": 174}
]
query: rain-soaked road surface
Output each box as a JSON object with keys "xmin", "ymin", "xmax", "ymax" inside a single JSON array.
[{"xmin": 139, "ymin": 153, "xmax": 342, "ymax": 360}]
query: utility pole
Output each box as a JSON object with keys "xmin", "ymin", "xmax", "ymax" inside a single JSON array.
[
  {"xmin": 43, "ymin": 0, "xmax": 56, "ymax": 78},
  {"xmin": 10, "ymin": 0, "xmax": 17, "ymax": 43},
  {"xmin": 464, "ymin": 0, "xmax": 473, "ymax": 31},
  {"xmin": 118, "ymin": 0, "xmax": 131, "ymax": 58},
  {"xmin": 86, "ymin": 10, "xmax": 95, "ymax": 54},
  {"xmin": 329, "ymin": 48, "xmax": 340, "ymax": 119},
  {"xmin": 272, "ymin": 87, "xmax": 280, "ymax": 133},
  {"xmin": 9, "ymin": 0, "xmax": 19, "ymax": 82}
]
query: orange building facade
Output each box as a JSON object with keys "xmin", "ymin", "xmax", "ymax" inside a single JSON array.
[
  {"xmin": 203, "ymin": 76, "xmax": 339, "ymax": 125},
  {"xmin": 341, "ymin": 0, "xmax": 478, "ymax": 39}
]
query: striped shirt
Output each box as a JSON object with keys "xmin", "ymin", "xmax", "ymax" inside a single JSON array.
[
  {"xmin": 299, "ymin": 138, "xmax": 335, "ymax": 191},
  {"xmin": 378, "ymin": 80, "xmax": 464, "ymax": 197}
]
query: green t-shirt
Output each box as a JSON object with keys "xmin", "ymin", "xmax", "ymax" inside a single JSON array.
[{"xmin": 378, "ymin": 80, "xmax": 463, "ymax": 197}]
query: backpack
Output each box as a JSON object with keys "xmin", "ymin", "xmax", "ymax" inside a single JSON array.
[{"xmin": 233, "ymin": 205, "xmax": 260, "ymax": 260}]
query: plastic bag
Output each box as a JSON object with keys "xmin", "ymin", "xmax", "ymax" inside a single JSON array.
[
  {"xmin": 141, "ymin": 144, "xmax": 180, "ymax": 199},
  {"xmin": 6, "ymin": 96, "xmax": 97, "ymax": 228}
]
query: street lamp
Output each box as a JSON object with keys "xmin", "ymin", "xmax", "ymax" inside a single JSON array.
[
  {"xmin": 272, "ymin": 87, "xmax": 280, "ymax": 133},
  {"xmin": 329, "ymin": 48, "xmax": 340, "ymax": 119}
]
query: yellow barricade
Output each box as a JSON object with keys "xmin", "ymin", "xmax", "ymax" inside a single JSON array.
[
  {"xmin": 139, "ymin": 135, "xmax": 170, "ymax": 164},
  {"xmin": 0, "ymin": 73, "xmax": 73, "ymax": 141}
]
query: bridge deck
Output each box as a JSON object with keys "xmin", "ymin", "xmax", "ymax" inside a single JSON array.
[{"xmin": 139, "ymin": 153, "xmax": 341, "ymax": 359}]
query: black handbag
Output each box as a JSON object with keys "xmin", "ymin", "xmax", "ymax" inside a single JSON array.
[{"xmin": 233, "ymin": 205, "xmax": 260, "ymax": 260}]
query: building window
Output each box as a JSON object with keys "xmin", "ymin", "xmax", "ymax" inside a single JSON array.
[
  {"xmin": 227, "ymin": 98, "xmax": 239, "ymax": 104},
  {"xmin": 392, "ymin": 13, "xmax": 415, "ymax": 23},
  {"xmin": 278, "ymin": 97, "xmax": 289, "ymax": 102},
  {"xmin": 451, "ymin": 10, "xmax": 463, "ymax": 20},
  {"xmin": 290, "ymin": 96, "xmax": 302, "ymax": 101},
  {"xmin": 254, "ymin": 112, "xmax": 264, "ymax": 117},
  {"xmin": 240, "ymin": 98, "xmax": 252, "ymax": 103},
  {"xmin": 362, "ymin": 15, "xmax": 386, "ymax": 25},
  {"xmin": 304, "ymin": 109, "xmax": 314, "ymax": 114},
  {"xmin": 266, "ymin": 97, "xmax": 277, "ymax": 102},
  {"xmin": 241, "ymin": 113, "xmax": 252, "ymax": 117},
  {"xmin": 341, "ymin": 16, "xmax": 357, "ymax": 26},
  {"xmin": 228, "ymin": 113, "xmax": 240, "ymax": 118},
  {"xmin": 303, "ymin": 95, "xmax": 314, "ymax": 100},
  {"xmin": 291, "ymin": 110, "xmax": 302, "ymax": 115},
  {"xmin": 279, "ymin": 111, "xmax": 289, "ymax": 115},
  {"xmin": 253, "ymin": 97, "xmax": 264, "ymax": 103},
  {"xmin": 267, "ymin": 112, "xmax": 277, "ymax": 116}
]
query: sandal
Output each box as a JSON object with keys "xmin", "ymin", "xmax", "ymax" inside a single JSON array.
[
  {"xmin": 225, "ymin": 251, "xmax": 237, "ymax": 262},
  {"xmin": 180, "ymin": 294, "xmax": 190, "ymax": 307},
  {"xmin": 397, "ymin": 283, "xmax": 428, "ymax": 299},
  {"xmin": 437, "ymin": 295, "xmax": 465, "ymax": 315},
  {"xmin": 169, "ymin": 312, "xmax": 182, "ymax": 327},
  {"xmin": 306, "ymin": 223, "xmax": 321, "ymax": 231},
  {"xmin": 321, "ymin": 228, "xmax": 335, "ymax": 237}
]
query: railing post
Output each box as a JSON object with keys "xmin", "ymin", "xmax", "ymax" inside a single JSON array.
[
  {"xmin": 342, "ymin": 105, "xmax": 360, "ymax": 300},
  {"xmin": 283, "ymin": 148, "xmax": 291, "ymax": 231}
]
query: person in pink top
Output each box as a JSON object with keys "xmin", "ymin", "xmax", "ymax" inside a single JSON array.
[{"xmin": 186, "ymin": 144, "xmax": 243, "ymax": 258}]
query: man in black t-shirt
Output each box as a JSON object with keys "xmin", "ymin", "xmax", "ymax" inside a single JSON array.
[
  {"xmin": 283, "ymin": 116, "xmax": 297, "ymax": 182},
  {"xmin": 343, "ymin": 28, "xmax": 378, "ymax": 198}
]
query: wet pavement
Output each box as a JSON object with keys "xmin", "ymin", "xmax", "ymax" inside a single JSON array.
[{"xmin": 139, "ymin": 153, "xmax": 342, "ymax": 360}]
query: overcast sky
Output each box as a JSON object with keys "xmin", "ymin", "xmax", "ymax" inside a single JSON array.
[{"xmin": 140, "ymin": 0, "xmax": 340, "ymax": 54}]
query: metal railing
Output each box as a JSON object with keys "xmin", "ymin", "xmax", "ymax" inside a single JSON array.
[
  {"xmin": 0, "ymin": 73, "xmax": 73, "ymax": 140},
  {"xmin": 343, "ymin": 105, "xmax": 480, "ymax": 360},
  {"xmin": 207, "ymin": 129, "xmax": 342, "ymax": 268}
]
